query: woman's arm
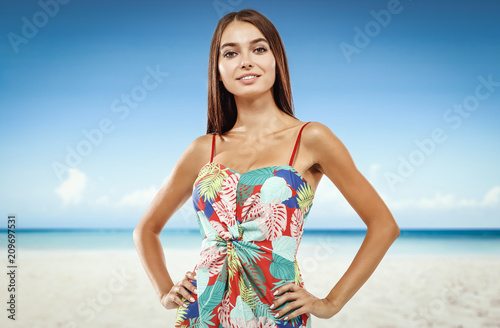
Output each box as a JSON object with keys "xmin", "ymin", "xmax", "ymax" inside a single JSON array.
[
  {"xmin": 306, "ymin": 122, "xmax": 400, "ymax": 315},
  {"xmin": 132, "ymin": 134, "xmax": 210, "ymax": 303},
  {"xmin": 246, "ymin": 121, "xmax": 400, "ymax": 321}
]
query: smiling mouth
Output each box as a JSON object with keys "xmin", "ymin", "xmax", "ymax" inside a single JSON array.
[{"xmin": 237, "ymin": 75, "xmax": 260, "ymax": 80}]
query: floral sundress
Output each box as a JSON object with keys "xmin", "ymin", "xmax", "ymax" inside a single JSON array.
[{"xmin": 175, "ymin": 121, "xmax": 314, "ymax": 328}]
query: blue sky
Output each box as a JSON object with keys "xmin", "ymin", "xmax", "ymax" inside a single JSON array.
[{"xmin": 1, "ymin": 0, "xmax": 499, "ymax": 229}]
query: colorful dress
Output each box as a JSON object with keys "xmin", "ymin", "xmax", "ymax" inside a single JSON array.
[{"xmin": 175, "ymin": 121, "xmax": 314, "ymax": 328}]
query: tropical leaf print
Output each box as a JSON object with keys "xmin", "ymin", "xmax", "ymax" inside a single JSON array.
[
  {"xmin": 237, "ymin": 224, "xmax": 243, "ymax": 239},
  {"xmin": 272, "ymin": 236, "xmax": 296, "ymax": 262},
  {"xmin": 213, "ymin": 198, "xmax": 236, "ymax": 228},
  {"xmin": 290, "ymin": 208, "xmax": 305, "ymax": 257},
  {"xmin": 255, "ymin": 316, "xmax": 277, "ymax": 327},
  {"xmin": 294, "ymin": 258, "xmax": 302, "ymax": 286},
  {"xmin": 233, "ymin": 240, "xmax": 266, "ymax": 265},
  {"xmin": 237, "ymin": 272, "xmax": 278, "ymax": 325},
  {"xmin": 303, "ymin": 210, "xmax": 312, "ymax": 225},
  {"xmin": 243, "ymin": 315, "xmax": 278, "ymax": 328},
  {"xmin": 271, "ymin": 279, "xmax": 294, "ymax": 294},
  {"xmin": 211, "ymin": 220, "xmax": 232, "ymax": 240},
  {"xmin": 259, "ymin": 176, "xmax": 292, "ymax": 204},
  {"xmin": 196, "ymin": 162, "xmax": 230, "ymax": 203},
  {"xmin": 227, "ymin": 224, "xmax": 240, "ymax": 239},
  {"xmin": 237, "ymin": 167, "xmax": 277, "ymax": 207},
  {"xmin": 230, "ymin": 295, "xmax": 255, "ymax": 323},
  {"xmin": 227, "ymin": 243, "xmax": 242, "ymax": 296},
  {"xmin": 238, "ymin": 274, "xmax": 257, "ymax": 307},
  {"xmin": 257, "ymin": 203, "xmax": 287, "ymax": 241},
  {"xmin": 216, "ymin": 256, "xmax": 228, "ymax": 284},
  {"xmin": 198, "ymin": 311, "xmax": 217, "ymax": 328},
  {"xmin": 239, "ymin": 167, "xmax": 276, "ymax": 186},
  {"xmin": 197, "ymin": 210, "xmax": 218, "ymax": 240},
  {"xmin": 241, "ymin": 193, "xmax": 262, "ymax": 223},
  {"xmin": 199, "ymin": 280, "xmax": 226, "ymax": 313},
  {"xmin": 290, "ymin": 208, "xmax": 304, "ymax": 240},
  {"xmin": 196, "ymin": 267, "xmax": 210, "ymax": 298},
  {"xmin": 296, "ymin": 182, "xmax": 314, "ymax": 213},
  {"xmin": 181, "ymin": 137, "xmax": 315, "ymax": 327},
  {"xmin": 240, "ymin": 220, "xmax": 266, "ymax": 242},
  {"xmin": 197, "ymin": 245, "xmax": 227, "ymax": 278},
  {"xmin": 270, "ymin": 253, "xmax": 294, "ymax": 280},
  {"xmin": 187, "ymin": 317, "xmax": 200, "ymax": 328},
  {"xmin": 213, "ymin": 173, "xmax": 238, "ymax": 227},
  {"xmin": 175, "ymin": 303, "xmax": 189, "ymax": 326},
  {"xmin": 241, "ymin": 260, "xmax": 267, "ymax": 298},
  {"xmin": 237, "ymin": 183, "xmax": 255, "ymax": 207},
  {"xmin": 218, "ymin": 290, "xmax": 238, "ymax": 328},
  {"xmin": 288, "ymin": 314, "xmax": 302, "ymax": 328}
]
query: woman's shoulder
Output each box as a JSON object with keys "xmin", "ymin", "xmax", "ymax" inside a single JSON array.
[
  {"xmin": 300, "ymin": 120, "xmax": 345, "ymax": 151},
  {"xmin": 301, "ymin": 120, "xmax": 337, "ymax": 139},
  {"xmin": 187, "ymin": 133, "xmax": 215, "ymax": 152},
  {"xmin": 178, "ymin": 133, "xmax": 216, "ymax": 175}
]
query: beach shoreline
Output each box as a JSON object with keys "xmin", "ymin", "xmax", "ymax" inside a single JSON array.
[{"xmin": 1, "ymin": 248, "xmax": 499, "ymax": 327}]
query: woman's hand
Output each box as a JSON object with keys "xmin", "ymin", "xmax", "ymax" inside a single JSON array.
[
  {"xmin": 270, "ymin": 282, "xmax": 340, "ymax": 320},
  {"xmin": 160, "ymin": 271, "xmax": 197, "ymax": 310}
]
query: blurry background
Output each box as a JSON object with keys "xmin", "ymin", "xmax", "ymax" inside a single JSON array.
[{"xmin": 1, "ymin": 1, "xmax": 500, "ymax": 328}]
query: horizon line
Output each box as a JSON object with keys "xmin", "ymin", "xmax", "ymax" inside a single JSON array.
[{"xmin": 2, "ymin": 227, "xmax": 500, "ymax": 233}]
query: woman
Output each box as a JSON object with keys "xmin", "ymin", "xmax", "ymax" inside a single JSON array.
[{"xmin": 133, "ymin": 8, "xmax": 400, "ymax": 327}]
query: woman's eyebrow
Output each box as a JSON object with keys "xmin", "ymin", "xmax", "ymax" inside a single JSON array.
[{"xmin": 220, "ymin": 38, "xmax": 268, "ymax": 51}]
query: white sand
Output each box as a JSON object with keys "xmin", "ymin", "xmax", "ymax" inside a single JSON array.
[{"xmin": 1, "ymin": 247, "xmax": 499, "ymax": 328}]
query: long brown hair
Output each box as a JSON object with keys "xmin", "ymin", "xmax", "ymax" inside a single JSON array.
[{"xmin": 207, "ymin": 9, "xmax": 296, "ymax": 136}]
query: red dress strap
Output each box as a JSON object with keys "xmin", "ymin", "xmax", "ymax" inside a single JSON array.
[
  {"xmin": 210, "ymin": 133, "xmax": 216, "ymax": 163},
  {"xmin": 289, "ymin": 121, "xmax": 311, "ymax": 166}
]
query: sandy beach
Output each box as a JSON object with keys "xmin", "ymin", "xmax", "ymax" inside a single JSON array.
[{"xmin": 1, "ymin": 247, "xmax": 499, "ymax": 328}]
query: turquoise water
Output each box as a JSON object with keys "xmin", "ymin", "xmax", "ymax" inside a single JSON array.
[{"xmin": 0, "ymin": 229, "xmax": 499, "ymax": 255}]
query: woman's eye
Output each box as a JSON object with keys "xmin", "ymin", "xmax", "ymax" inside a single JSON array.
[
  {"xmin": 223, "ymin": 51, "xmax": 237, "ymax": 58},
  {"xmin": 223, "ymin": 47, "xmax": 267, "ymax": 58}
]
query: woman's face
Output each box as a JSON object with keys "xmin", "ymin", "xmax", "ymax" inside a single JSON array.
[{"xmin": 218, "ymin": 20, "xmax": 276, "ymax": 98}]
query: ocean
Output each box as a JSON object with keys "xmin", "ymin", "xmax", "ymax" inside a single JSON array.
[{"xmin": 1, "ymin": 228, "xmax": 499, "ymax": 256}]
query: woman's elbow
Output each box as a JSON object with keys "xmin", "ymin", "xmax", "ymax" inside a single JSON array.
[
  {"xmin": 132, "ymin": 226, "xmax": 141, "ymax": 239},
  {"xmin": 133, "ymin": 222, "xmax": 162, "ymax": 240},
  {"xmin": 384, "ymin": 217, "xmax": 401, "ymax": 241},
  {"xmin": 392, "ymin": 222, "xmax": 401, "ymax": 240},
  {"xmin": 368, "ymin": 217, "xmax": 401, "ymax": 241}
]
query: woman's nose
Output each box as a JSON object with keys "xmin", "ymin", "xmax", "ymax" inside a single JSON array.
[{"xmin": 240, "ymin": 53, "xmax": 254, "ymax": 68}]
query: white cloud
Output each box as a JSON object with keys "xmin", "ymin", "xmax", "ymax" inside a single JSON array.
[
  {"xmin": 55, "ymin": 168, "xmax": 88, "ymax": 206},
  {"xmin": 312, "ymin": 178, "xmax": 357, "ymax": 216},
  {"xmin": 368, "ymin": 163, "xmax": 381, "ymax": 182},
  {"xmin": 116, "ymin": 185, "xmax": 158, "ymax": 207},
  {"xmin": 95, "ymin": 195, "xmax": 110, "ymax": 205},
  {"xmin": 311, "ymin": 167, "xmax": 499, "ymax": 215},
  {"xmin": 483, "ymin": 186, "xmax": 500, "ymax": 206},
  {"xmin": 380, "ymin": 185, "xmax": 500, "ymax": 211}
]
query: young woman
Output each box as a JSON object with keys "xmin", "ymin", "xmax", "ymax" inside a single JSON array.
[{"xmin": 133, "ymin": 9, "xmax": 400, "ymax": 327}]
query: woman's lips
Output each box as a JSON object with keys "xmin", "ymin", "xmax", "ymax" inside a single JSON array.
[{"xmin": 237, "ymin": 75, "xmax": 259, "ymax": 84}]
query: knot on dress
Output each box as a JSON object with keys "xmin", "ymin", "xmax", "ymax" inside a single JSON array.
[{"xmin": 214, "ymin": 234, "xmax": 244, "ymax": 270}]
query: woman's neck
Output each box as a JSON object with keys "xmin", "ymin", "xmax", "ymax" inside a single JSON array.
[{"xmin": 231, "ymin": 90, "xmax": 291, "ymax": 136}]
